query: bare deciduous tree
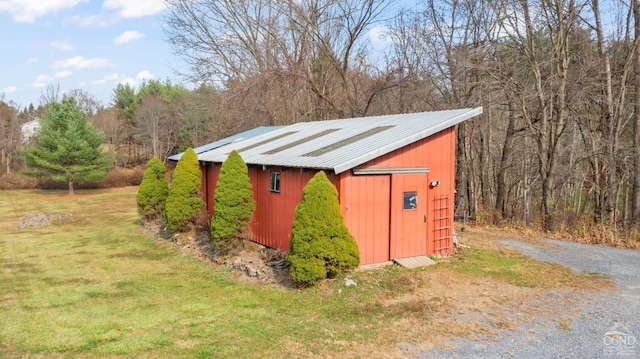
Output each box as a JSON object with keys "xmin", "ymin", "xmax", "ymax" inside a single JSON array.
[
  {"xmin": 496, "ymin": 0, "xmax": 582, "ymax": 231},
  {"xmin": 135, "ymin": 95, "xmax": 182, "ymax": 161},
  {"xmin": 65, "ymin": 88, "xmax": 101, "ymax": 116},
  {"xmin": 0, "ymin": 99, "xmax": 21, "ymax": 174},
  {"xmin": 39, "ymin": 83, "xmax": 62, "ymax": 107},
  {"xmin": 164, "ymin": 0, "xmax": 395, "ymax": 125},
  {"xmin": 632, "ymin": 0, "xmax": 640, "ymax": 225}
]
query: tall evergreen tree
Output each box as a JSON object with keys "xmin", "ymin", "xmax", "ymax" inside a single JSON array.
[
  {"xmin": 137, "ymin": 157, "xmax": 169, "ymax": 222},
  {"xmin": 211, "ymin": 150, "xmax": 255, "ymax": 252},
  {"xmin": 113, "ymin": 83, "xmax": 139, "ymax": 161},
  {"xmin": 21, "ymin": 97, "xmax": 111, "ymax": 195},
  {"xmin": 164, "ymin": 147, "xmax": 204, "ymax": 231}
]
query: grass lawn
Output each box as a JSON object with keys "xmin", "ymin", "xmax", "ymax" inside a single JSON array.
[{"xmin": 0, "ymin": 187, "xmax": 610, "ymax": 358}]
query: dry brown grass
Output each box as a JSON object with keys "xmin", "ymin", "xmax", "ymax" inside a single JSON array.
[
  {"xmin": 471, "ymin": 215, "xmax": 640, "ymax": 250},
  {"xmin": 550, "ymin": 224, "xmax": 640, "ymax": 250}
]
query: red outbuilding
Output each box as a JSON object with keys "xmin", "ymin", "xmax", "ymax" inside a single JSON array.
[{"xmin": 194, "ymin": 108, "xmax": 482, "ymax": 266}]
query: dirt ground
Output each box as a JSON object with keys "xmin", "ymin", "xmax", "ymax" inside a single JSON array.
[{"xmin": 151, "ymin": 224, "xmax": 297, "ymax": 287}]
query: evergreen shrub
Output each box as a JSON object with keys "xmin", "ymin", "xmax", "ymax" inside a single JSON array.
[
  {"xmin": 287, "ymin": 171, "xmax": 360, "ymax": 286},
  {"xmin": 211, "ymin": 150, "xmax": 255, "ymax": 252},
  {"xmin": 164, "ymin": 148, "xmax": 204, "ymax": 231},
  {"xmin": 136, "ymin": 157, "xmax": 169, "ymax": 222}
]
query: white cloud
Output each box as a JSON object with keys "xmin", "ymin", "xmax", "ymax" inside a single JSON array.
[
  {"xmin": 34, "ymin": 71, "xmax": 74, "ymax": 83},
  {"xmin": 93, "ymin": 71, "xmax": 155, "ymax": 87},
  {"xmin": 52, "ymin": 56, "xmax": 110, "ymax": 70},
  {"xmin": 368, "ymin": 25, "xmax": 391, "ymax": 44},
  {"xmin": 135, "ymin": 70, "xmax": 155, "ymax": 81},
  {"xmin": 104, "ymin": 0, "xmax": 166, "ymax": 18},
  {"xmin": 27, "ymin": 58, "xmax": 38, "ymax": 63},
  {"xmin": 51, "ymin": 40, "xmax": 74, "ymax": 51},
  {"xmin": 0, "ymin": 0, "xmax": 86, "ymax": 23},
  {"xmin": 53, "ymin": 71, "xmax": 73, "ymax": 79},
  {"xmin": 114, "ymin": 30, "xmax": 144, "ymax": 45},
  {"xmin": 72, "ymin": 13, "xmax": 117, "ymax": 27},
  {"xmin": 30, "ymin": 69, "xmax": 75, "ymax": 88},
  {"xmin": 104, "ymin": 73, "xmax": 122, "ymax": 81},
  {"xmin": 118, "ymin": 77, "xmax": 136, "ymax": 86},
  {"xmin": 2, "ymin": 86, "xmax": 17, "ymax": 94},
  {"xmin": 92, "ymin": 72, "xmax": 123, "ymax": 85}
]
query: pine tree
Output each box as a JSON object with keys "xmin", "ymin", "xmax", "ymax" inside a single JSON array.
[
  {"xmin": 136, "ymin": 157, "xmax": 169, "ymax": 222},
  {"xmin": 287, "ymin": 171, "xmax": 360, "ymax": 286},
  {"xmin": 164, "ymin": 147, "xmax": 204, "ymax": 231},
  {"xmin": 21, "ymin": 97, "xmax": 111, "ymax": 194},
  {"xmin": 211, "ymin": 150, "xmax": 255, "ymax": 252}
]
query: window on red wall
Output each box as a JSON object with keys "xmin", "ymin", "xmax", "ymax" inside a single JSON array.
[
  {"xmin": 270, "ymin": 172, "xmax": 281, "ymax": 193},
  {"xmin": 403, "ymin": 191, "xmax": 417, "ymax": 210}
]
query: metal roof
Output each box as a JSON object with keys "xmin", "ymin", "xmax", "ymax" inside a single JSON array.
[
  {"xmin": 167, "ymin": 126, "xmax": 283, "ymax": 161},
  {"xmin": 197, "ymin": 107, "xmax": 483, "ymax": 174}
]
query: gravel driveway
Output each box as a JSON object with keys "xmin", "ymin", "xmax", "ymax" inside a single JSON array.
[{"xmin": 416, "ymin": 238, "xmax": 640, "ymax": 359}]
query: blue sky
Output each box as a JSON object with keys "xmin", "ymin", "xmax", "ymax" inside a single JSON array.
[{"xmin": 0, "ymin": 0, "xmax": 182, "ymax": 109}]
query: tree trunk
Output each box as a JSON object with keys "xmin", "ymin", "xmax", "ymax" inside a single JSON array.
[
  {"xmin": 496, "ymin": 99, "xmax": 518, "ymax": 218},
  {"xmin": 633, "ymin": 0, "xmax": 640, "ymax": 224},
  {"xmin": 68, "ymin": 178, "xmax": 75, "ymax": 195},
  {"xmin": 456, "ymin": 121, "xmax": 478, "ymax": 218},
  {"xmin": 593, "ymin": 0, "xmax": 618, "ymax": 224},
  {"xmin": 517, "ymin": 0, "xmax": 572, "ymax": 232},
  {"xmin": 542, "ymin": 175, "xmax": 556, "ymax": 231}
]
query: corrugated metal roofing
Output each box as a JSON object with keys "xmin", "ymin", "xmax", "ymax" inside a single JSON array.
[
  {"xmin": 167, "ymin": 126, "xmax": 283, "ymax": 161},
  {"xmin": 197, "ymin": 107, "xmax": 483, "ymax": 174}
]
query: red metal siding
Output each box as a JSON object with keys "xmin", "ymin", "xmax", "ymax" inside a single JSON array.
[
  {"xmin": 340, "ymin": 172, "xmax": 391, "ymax": 265},
  {"xmin": 354, "ymin": 127, "xmax": 456, "ymax": 257},
  {"xmin": 249, "ymin": 168, "xmax": 339, "ymax": 252},
  {"xmin": 202, "ymin": 126, "xmax": 457, "ymax": 263},
  {"xmin": 205, "ymin": 165, "xmax": 338, "ymax": 253},
  {"xmin": 424, "ymin": 128, "xmax": 456, "ymax": 255},
  {"xmin": 389, "ymin": 173, "xmax": 428, "ymax": 259},
  {"xmin": 249, "ymin": 167, "xmax": 304, "ymax": 251},
  {"xmin": 204, "ymin": 163, "xmax": 221, "ymax": 218}
]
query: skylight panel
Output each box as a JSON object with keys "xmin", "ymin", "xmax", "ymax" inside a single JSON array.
[
  {"xmin": 303, "ymin": 126, "xmax": 394, "ymax": 157},
  {"xmin": 236, "ymin": 131, "xmax": 298, "ymax": 152},
  {"xmin": 262, "ymin": 129, "xmax": 340, "ymax": 155}
]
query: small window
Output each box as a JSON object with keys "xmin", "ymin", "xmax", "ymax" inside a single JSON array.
[
  {"xmin": 270, "ymin": 172, "xmax": 281, "ymax": 193},
  {"xmin": 403, "ymin": 191, "xmax": 417, "ymax": 210}
]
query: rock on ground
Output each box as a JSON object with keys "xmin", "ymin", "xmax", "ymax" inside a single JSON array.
[{"xmin": 19, "ymin": 212, "xmax": 73, "ymax": 229}]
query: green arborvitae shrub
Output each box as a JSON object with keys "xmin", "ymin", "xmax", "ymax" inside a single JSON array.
[
  {"xmin": 211, "ymin": 150, "xmax": 256, "ymax": 252},
  {"xmin": 287, "ymin": 171, "xmax": 360, "ymax": 286},
  {"xmin": 136, "ymin": 157, "xmax": 169, "ymax": 222},
  {"xmin": 164, "ymin": 147, "xmax": 205, "ymax": 231}
]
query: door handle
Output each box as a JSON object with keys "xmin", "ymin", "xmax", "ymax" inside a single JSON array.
[{"xmin": 424, "ymin": 214, "xmax": 427, "ymax": 223}]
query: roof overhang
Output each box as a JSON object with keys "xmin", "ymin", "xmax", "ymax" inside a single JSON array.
[{"xmin": 352, "ymin": 167, "xmax": 430, "ymax": 175}]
